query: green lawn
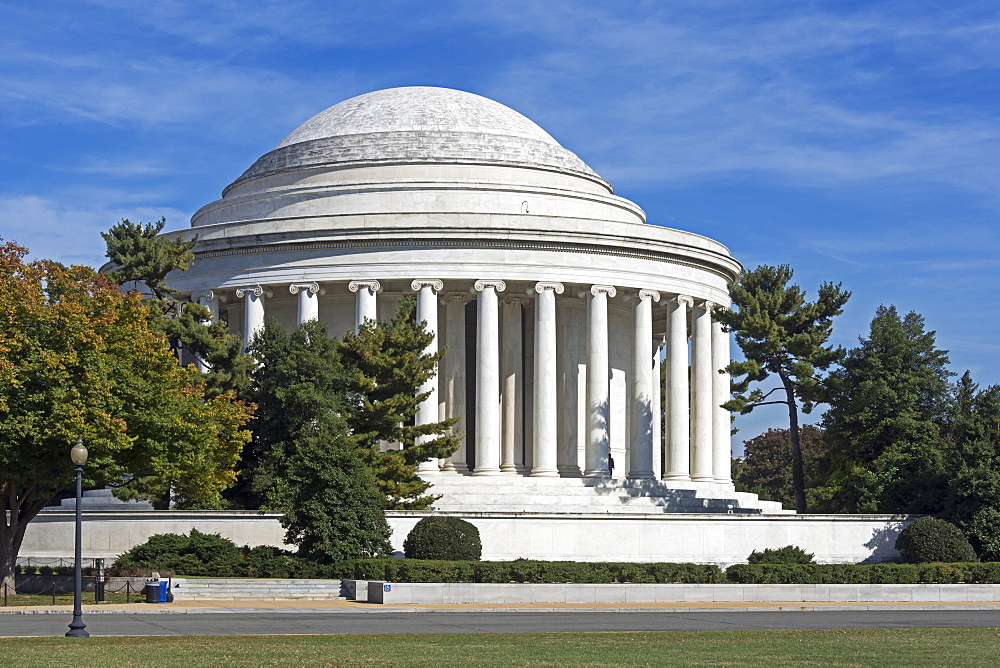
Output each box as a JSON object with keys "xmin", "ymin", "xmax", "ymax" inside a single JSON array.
[
  {"xmin": 2, "ymin": 629, "xmax": 999, "ymax": 666},
  {"xmin": 1, "ymin": 591, "xmax": 143, "ymax": 607}
]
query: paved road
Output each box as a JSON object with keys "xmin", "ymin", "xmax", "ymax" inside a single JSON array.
[{"xmin": 2, "ymin": 610, "xmax": 999, "ymax": 637}]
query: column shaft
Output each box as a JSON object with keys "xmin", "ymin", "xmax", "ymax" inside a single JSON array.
[
  {"xmin": 349, "ymin": 280, "xmax": 380, "ymax": 333},
  {"xmin": 500, "ymin": 298, "xmax": 524, "ymax": 472},
  {"xmin": 652, "ymin": 336, "xmax": 663, "ymax": 479},
  {"xmin": 474, "ymin": 280, "xmax": 505, "ymax": 475},
  {"xmin": 290, "ymin": 283, "xmax": 320, "ymax": 324},
  {"xmin": 442, "ymin": 296, "xmax": 468, "ymax": 472},
  {"xmin": 584, "ymin": 285, "xmax": 616, "ymax": 478},
  {"xmin": 690, "ymin": 301, "xmax": 714, "ymax": 482},
  {"xmin": 629, "ymin": 290, "xmax": 658, "ymax": 479},
  {"xmin": 532, "ymin": 282, "xmax": 562, "ymax": 476},
  {"xmin": 664, "ymin": 295, "xmax": 692, "ymax": 481},
  {"xmin": 236, "ymin": 286, "xmax": 265, "ymax": 352},
  {"xmin": 195, "ymin": 291, "xmax": 220, "ymax": 373},
  {"xmin": 712, "ymin": 313, "xmax": 733, "ymax": 484},
  {"xmin": 414, "ymin": 280, "xmax": 444, "ymax": 476}
]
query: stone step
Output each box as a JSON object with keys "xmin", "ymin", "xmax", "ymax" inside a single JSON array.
[{"xmin": 170, "ymin": 578, "xmax": 346, "ymax": 601}]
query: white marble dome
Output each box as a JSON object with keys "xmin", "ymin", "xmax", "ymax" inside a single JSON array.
[{"xmin": 168, "ymin": 86, "xmax": 784, "ymax": 521}]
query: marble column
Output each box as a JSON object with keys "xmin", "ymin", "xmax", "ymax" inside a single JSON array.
[
  {"xmin": 584, "ymin": 285, "xmax": 616, "ymax": 478},
  {"xmin": 412, "ymin": 280, "xmax": 444, "ymax": 476},
  {"xmin": 235, "ymin": 285, "xmax": 266, "ymax": 352},
  {"xmin": 289, "ymin": 282, "xmax": 320, "ymax": 324},
  {"xmin": 500, "ymin": 296, "xmax": 525, "ymax": 473},
  {"xmin": 663, "ymin": 295, "xmax": 692, "ymax": 481},
  {"xmin": 442, "ymin": 294, "xmax": 469, "ymax": 472},
  {"xmin": 194, "ymin": 291, "xmax": 220, "ymax": 372},
  {"xmin": 474, "ymin": 280, "xmax": 505, "ymax": 475},
  {"xmin": 712, "ymin": 308, "xmax": 733, "ymax": 485},
  {"xmin": 349, "ymin": 280, "xmax": 380, "ymax": 333},
  {"xmin": 690, "ymin": 300, "xmax": 715, "ymax": 482},
  {"xmin": 629, "ymin": 289, "xmax": 659, "ymax": 479},
  {"xmin": 652, "ymin": 336, "xmax": 664, "ymax": 479},
  {"xmin": 531, "ymin": 281, "xmax": 562, "ymax": 477}
]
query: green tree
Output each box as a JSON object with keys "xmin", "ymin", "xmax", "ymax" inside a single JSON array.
[
  {"xmin": 248, "ymin": 319, "xmax": 392, "ymax": 561},
  {"xmin": 734, "ymin": 425, "xmax": 828, "ymax": 510},
  {"xmin": 941, "ymin": 372, "xmax": 1000, "ymax": 559},
  {"xmin": 340, "ymin": 297, "xmax": 461, "ymax": 509},
  {"xmin": 714, "ymin": 265, "xmax": 850, "ymax": 513},
  {"xmin": 816, "ymin": 306, "xmax": 952, "ymax": 513},
  {"xmin": 0, "ymin": 239, "xmax": 252, "ymax": 592},
  {"xmin": 102, "ymin": 218, "xmax": 253, "ymax": 399}
]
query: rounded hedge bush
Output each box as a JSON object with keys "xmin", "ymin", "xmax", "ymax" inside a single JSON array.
[
  {"xmin": 403, "ymin": 517, "xmax": 482, "ymax": 560},
  {"xmin": 747, "ymin": 545, "xmax": 815, "ymax": 565},
  {"xmin": 894, "ymin": 516, "xmax": 977, "ymax": 563}
]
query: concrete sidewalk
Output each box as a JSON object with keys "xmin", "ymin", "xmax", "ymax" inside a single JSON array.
[{"xmin": 4, "ymin": 599, "xmax": 1000, "ymax": 615}]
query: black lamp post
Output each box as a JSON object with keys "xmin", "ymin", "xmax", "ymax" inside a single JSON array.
[{"xmin": 66, "ymin": 437, "xmax": 89, "ymax": 638}]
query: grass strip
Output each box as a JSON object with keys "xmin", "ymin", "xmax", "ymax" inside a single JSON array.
[{"xmin": 1, "ymin": 628, "xmax": 999, "ymax": 666}]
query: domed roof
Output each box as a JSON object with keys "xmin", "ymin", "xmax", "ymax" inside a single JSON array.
[
  {"xmin": 277, "ymin": 86, "xmax": 561, "ymax": 149},
  {"xmin": 227, "ymin": 86, "xmax": 605, "ymax": 193}
]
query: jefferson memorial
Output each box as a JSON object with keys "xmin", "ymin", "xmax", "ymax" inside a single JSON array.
[{"xmin": 141, "ymin": 86, "xmax": 906, "ymax": 563}]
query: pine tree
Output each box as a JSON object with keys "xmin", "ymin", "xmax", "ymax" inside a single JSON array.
[
  {"xmin": 941, "ymin": 372, "xmax": 1000, "ymax": 559},
  {"xmin": 248, "ymin": 318, "xmax": 392, "ymax": 561},
  {"xmin": 102, "ymin": 218, "xmax": 253, "ymax": 399},
  {"xmin": 817, "ymin": 306, "xmax": 952, "ymax": 513},
  {"xmin": 339, "ymin": 297, "xmax": 461, "ymax": 509},
  {"xmin": 714, "ymin": 264, "xmax": 850, "ymax": 513},
  {"xmin": 734, "ymin": 426, "xmax": 827, "ymax": 510}
]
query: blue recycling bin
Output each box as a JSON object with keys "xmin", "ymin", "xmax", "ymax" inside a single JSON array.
[{"xmin": 157, "ymin": 580, "xmax": 168, "ymax": 602}]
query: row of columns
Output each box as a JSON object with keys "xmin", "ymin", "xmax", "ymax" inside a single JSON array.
[{"xmin": 195, "ymin": 278, "xmax": 732, "ymax": 485}]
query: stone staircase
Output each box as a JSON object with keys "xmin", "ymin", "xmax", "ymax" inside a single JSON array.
[
  {"xmin": 169, "ymin": 578, "xmax": 347, "ymax": 601},
  {"xmin": 426, "ymin": 475, "xmax": 793, "ymax": 515}
]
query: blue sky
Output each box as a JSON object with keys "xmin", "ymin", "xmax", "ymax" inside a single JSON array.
[{"xmin": 2, "ymin": 1, "xmax": 998, "ymax": 445}]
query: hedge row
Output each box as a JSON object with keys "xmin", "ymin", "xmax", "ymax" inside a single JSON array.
[
  {"xmin": 343, "ymin": 559, "xmax": 727, "ymax": 584},
  {"xmin": 726, "ymin": 562, "xmax": 1000, "ymax": 584}
]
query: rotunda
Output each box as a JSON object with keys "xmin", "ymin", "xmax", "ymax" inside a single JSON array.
[{"xmin": 169, "ymin": 86, "xmax": 786, "ymax": 517}]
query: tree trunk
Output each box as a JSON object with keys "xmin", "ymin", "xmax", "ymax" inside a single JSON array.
[
  {"xmin": 0, "ymin": 520, "xmax": 27, "ymax": 595},
  {"xmin": 781, "ymin": 372, "xmax": 807, "ymax": 513}
]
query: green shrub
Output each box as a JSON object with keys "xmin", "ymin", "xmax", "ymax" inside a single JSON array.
[
  {"xmin": 724, "ymin": 562, "xmax": 1000, "ymax": 584},
  {"xmin": 747, "ymin": 545, "xmax": 815, "ymax": 565},
  {"xmin": 403, "ymin": 517, "xmax": 482, "ymax": 560},
  {"xmin": 895, "ymin": 517, "xmax": 978, "ymax": 563},
  {"xmin": 965, "ymin": 508, "xmax": 1000, "ymax": 562}
]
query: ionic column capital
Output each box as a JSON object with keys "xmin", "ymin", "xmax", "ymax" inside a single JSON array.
[
  {"xmin": 638, "ymin": 289, "xmax": 661, "ymax": 302},
  {"xmin": 474, "ymin": 279, "xmax": 506, "ymax": 293},
  {"xmin": 235, "ymin": 285, "xmax": 266, "ymax": 299},
  {"xmin": 289, "ymin": 282, "xmax": 320, "ymax": 295},
  {"xmin": 349, "ymin": 280, "xmax": 381, "ymax": 294},
  {"xmin": 670, "ymin": 294, "xmax": 694, "ymax": 307},
  {"xmin": 590, "ymin": 284, "xmax": 617, "ymax": 298},
  {"xmin": 411, "ymin": 279, "xmax": 444, "ymax": 292},
  {"xmin": 503, "ymin": 295, "xmax": 529, "ymax": 305},
  {"xmin": 533, "ymin": 281, "xmax": 565, "ymax": 295},
  {"xmin": 194, "ymin": 290, "xmax": 216, "ymax": 303}
]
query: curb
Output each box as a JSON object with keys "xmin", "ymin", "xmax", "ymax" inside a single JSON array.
[{"xmin": 5, "ymin": 602, "xmax": 1000, "ymax": 615}]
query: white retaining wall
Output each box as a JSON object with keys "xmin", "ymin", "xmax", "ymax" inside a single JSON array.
[
  {"xmin": 19, "ymin": 510, "xmax": 911, "ymax": 566},
  {"xmin": 366, "ymin": 582, "xmax": 1000, "ymax": 605}
]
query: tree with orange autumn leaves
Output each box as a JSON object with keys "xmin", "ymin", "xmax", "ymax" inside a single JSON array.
[{"xmin": 0, "ymin": 239, "xmax": 252, "ymax": 592}]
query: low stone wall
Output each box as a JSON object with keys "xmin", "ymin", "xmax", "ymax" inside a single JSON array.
[
  {"xmin": 19, "ymin": 509, "xmax": 912, "ymax": 565},
  {"xmin": 366, "ymin": 582, "xmax": 1000, "ymax": 605}
]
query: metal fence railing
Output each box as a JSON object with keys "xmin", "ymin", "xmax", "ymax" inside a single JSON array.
[{"xmin": 1, "ymin": 577, "xmax": 149, "ymax": 606}]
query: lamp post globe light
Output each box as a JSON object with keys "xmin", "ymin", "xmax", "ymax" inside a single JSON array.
[{"xmin": 66, "ymin": 437, "xmax": 89, "ymax": 638}]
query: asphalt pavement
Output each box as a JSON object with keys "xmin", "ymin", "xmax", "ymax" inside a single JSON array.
[{"xmin": 2, "ymin": 609, "xmax": 999, "ymax": 637}]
